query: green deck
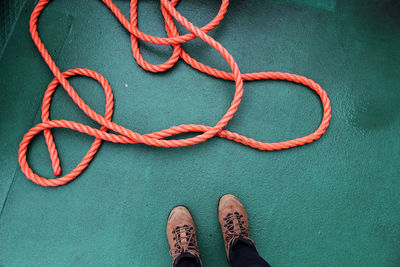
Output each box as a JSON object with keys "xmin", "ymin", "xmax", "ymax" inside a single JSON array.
[{"xmin": 1, "ymin": 0, "xmax": 399, "ymax": 266}]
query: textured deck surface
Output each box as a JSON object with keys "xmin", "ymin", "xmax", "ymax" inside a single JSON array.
[{"xmin": 0, "ymin": 0, "xmax": 399, "ymax": 266}]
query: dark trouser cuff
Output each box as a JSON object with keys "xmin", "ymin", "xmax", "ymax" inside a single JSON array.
[
  {"xmin": 228, "ymin": 237, "xmax": 270, "ymax": 267},
  {"xmin": 174, "ymin": 252, "xmax": 202, "ymax": 267}
]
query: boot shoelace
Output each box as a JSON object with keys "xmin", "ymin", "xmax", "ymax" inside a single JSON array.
[
  {"xmin": 18, "ymin": 0, "xmax": 332, "ymax": 186},
  {"xmin": 223, "ymin": 212, "xmax": 250, "ymax": 246},
  {"xmin": 170, "ymin": 225, "xmax": 199, "ymax": 259}
]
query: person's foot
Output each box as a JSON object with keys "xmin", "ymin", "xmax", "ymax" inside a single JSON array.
[
  {"xmin": 218, "ymin": 194, "xmax": 255, "ymax": 258},
  {"xmin": 167, "ymin": 206, "xmax": 202, "ymax": 266}
]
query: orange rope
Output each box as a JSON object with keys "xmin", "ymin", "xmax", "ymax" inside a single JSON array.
[{"xmin": 18, "ymin": 0, "xmax": 331, "ymax": 186}]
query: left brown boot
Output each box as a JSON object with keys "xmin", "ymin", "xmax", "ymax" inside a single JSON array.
[{"xmin": 166, "ymin": 206, "xmax": 202, "ymax": 266}]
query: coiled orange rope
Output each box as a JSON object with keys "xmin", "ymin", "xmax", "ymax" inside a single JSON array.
[{"xmin": 19, "ymin": 0, "xmax": 331, "ymax": 186}]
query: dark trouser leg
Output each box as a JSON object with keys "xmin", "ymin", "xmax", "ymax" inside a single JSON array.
[
  {"xmin": 229, "ymin": 238, "xmax": 271, "ymax": 267},
  {"xmin": 173, "ymin": 252, "xmax": 202, "ymax": 267}
]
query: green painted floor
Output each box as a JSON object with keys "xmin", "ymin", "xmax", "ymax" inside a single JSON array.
[{"xmin": 1, "ymin": 0, "xmax": 399, "ymax": 266}]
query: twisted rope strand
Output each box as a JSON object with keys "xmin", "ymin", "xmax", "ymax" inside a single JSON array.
[{"xmin": 19, "ymin": 0, "xmax": 331, "ymax": 186}]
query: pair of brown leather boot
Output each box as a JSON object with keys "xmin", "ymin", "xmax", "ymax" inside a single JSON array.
[{"xmin": 167, "ymin": 194, "xmax": 255, "ymax": 266}]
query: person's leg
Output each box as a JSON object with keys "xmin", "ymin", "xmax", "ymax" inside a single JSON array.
[
  {"xmin": 218, "ymin": 194, "xmax": 270, "ymax": 267},
  {"xmin": 228, "ymin": 237, "xmax": 270, "ymax": 267},
  {"xmin": 167, "ymin": 206, "xmax": 202, "ymax": 267},
  {"xmin": 174, "ymin": 252, "xmax": 202, "ymax": 267}
]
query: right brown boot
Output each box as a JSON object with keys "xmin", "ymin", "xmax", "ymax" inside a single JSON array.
[
  {"xmin": 218, "ymin": 194, "xmax": 256, "ymax": 260},
  {"xmin": 167, "ymin": 206, "xmax": 202, "ymax": 266}
]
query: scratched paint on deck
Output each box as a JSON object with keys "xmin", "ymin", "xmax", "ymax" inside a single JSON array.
[{"xmin": 283, "ymin": 0, "xmax": 336, "ymax": 11}]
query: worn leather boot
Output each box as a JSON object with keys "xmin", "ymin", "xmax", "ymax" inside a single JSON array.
[
  {"xmin": 167, "ymin": 206, "xmax": 202, "ymax": 266},
  {"xmin": 218, "ymin": 194, "xmax": 256, "ymax": 260}
]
